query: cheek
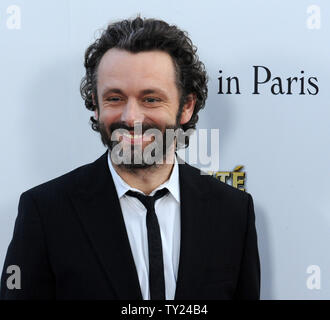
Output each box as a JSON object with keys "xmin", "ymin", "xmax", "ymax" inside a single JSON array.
[
  {"xmin": 98, "ymin": 109, "xmax": 121, "ymax": 124},
  {"xmin": 146, "ymin": 109, "xmax": 177, "ymax": 125}
]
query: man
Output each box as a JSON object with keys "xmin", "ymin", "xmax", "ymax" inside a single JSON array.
[{"xmin": 0, "ymin": 17, "xmax": 260, "ymax": 300}]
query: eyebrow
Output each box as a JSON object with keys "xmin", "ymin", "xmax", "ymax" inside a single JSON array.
[
  {"xmin": 101, "ymin": 87, "xmax": 169, "ymax": 98},
  {"xmin": 140, "ymin": 89, "xmax": 168, "ymax": 96},
  {"xmin": 101, "ymin": 88, "xmax": 123, "ymax": 97}
]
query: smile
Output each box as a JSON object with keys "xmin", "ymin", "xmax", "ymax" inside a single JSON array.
[{"xmin": 120, "ymin": 132, "xmax": 153, "ymax": 144}]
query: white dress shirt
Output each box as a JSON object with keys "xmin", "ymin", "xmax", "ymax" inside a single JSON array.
[{"xmin": 107, "ymin": 152, "xmax": 181, "ymax": 300}]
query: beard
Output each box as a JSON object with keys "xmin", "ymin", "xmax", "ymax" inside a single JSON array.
[{"xmin": 98, "ymin": 119, "xmax": 182, "ymax": 171}]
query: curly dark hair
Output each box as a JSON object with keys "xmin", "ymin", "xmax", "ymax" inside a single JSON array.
[{"xmin": 80, "ymin": 16, "xmax": 208, "ymax": 148}]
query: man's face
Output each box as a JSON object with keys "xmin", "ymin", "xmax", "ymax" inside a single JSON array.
[{"xmin": 94, "ymin": 48, "xmax": 194, "ymax": 169}]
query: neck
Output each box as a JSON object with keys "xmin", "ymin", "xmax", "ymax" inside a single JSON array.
[{"xmin": 111, "ymin": 151, "xmax": 176, "ymax": 195}]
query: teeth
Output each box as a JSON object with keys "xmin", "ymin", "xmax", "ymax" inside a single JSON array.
[{"xmin": 123, "ymin": 133, "xmax": 142, "ymax": 139}]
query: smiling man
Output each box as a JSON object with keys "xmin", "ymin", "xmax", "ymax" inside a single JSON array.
[
  {"xmin": 0, "ymin": 16, "xmax": 260, "ymax": 300},
  {"xmin": 95, "ymin": 48, "xmax": 195, "ymax": 188}
]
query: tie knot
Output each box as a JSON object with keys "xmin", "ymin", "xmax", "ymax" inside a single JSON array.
[{"xmin": 126, "ymin": 188, "xmax": 169, "ymax": 211}]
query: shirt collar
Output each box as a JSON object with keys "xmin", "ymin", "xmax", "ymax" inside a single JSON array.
[{"xmin": 107, "ymin": 150, "xmax": 180, "ymax": 203}]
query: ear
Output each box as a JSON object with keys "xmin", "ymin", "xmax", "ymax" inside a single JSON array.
[
  {"xmin": 180, "ymin": 93, "xmax": 196, "ymax": 125},
  {"xmin": 92, "ymin": 93, "xmax": 98, "ymax": 120},
  {"xmin": 92, "ymin": 92, "xmax": 97, "ymax": 106}
]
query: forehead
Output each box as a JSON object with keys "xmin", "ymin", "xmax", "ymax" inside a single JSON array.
[{"xmin": 96, "ymin": 48, "xmax": 178, "ymax": 95}]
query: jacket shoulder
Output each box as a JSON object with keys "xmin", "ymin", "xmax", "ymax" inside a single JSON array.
[
  {"xmin": 24, "ymin": 163, "xmax": 88, "ymax": 198},
  {"xmin": 181, "ymin": 162, "xmax": 250, "ymax": 202},
  {"xmin": 22, "ymin": 153, "xmax": 104, "ymax": 200}
]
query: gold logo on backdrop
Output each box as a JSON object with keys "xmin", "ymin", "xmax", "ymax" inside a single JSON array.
[{"xmin": 208, "ymin": 165, "xmax": 246, "ymax": 191}]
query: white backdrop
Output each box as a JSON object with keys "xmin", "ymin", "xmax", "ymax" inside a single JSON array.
[{"xmin": 0, "ymin": 0, "xmax": 329, "ymax": 299}]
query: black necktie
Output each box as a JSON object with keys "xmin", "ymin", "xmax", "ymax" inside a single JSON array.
[{"xmin": 126, "ymin": 188, "xmax": 169, "ymax": 300}]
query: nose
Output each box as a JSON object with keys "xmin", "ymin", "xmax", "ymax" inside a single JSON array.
[{"xmin": 120, "ymin": 98, "xmax": 144, "ymax": 127}]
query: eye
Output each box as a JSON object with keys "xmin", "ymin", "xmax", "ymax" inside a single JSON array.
[
  {"xmin": 144, "ymin": 97, "xmax": 161, "ymax": 103},
  {"xmin": 106, "ymin": 96, "xmax": 122, "ymax": 102}
]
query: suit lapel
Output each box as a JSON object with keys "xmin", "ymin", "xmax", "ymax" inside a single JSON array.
[
  {"xmin": 69, "ymin": 151, "xmax": 143, "ymax": 299},
  {"xmin": 68, "ymin": 151, "xmax": 210, "ymax": 300},
  {"xmin": 174, "ymin": 162, "xmax": 211, "ymax": 300}
]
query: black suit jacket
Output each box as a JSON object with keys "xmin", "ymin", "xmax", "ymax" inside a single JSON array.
[{"xmin": 0, "ymin": 151, "xmax": 260, "ymax": 300}]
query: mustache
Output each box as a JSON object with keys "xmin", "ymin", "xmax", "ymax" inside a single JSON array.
[{"xmin": 109, "ymin": 121, "xmax": 163, "ymax": 134}]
